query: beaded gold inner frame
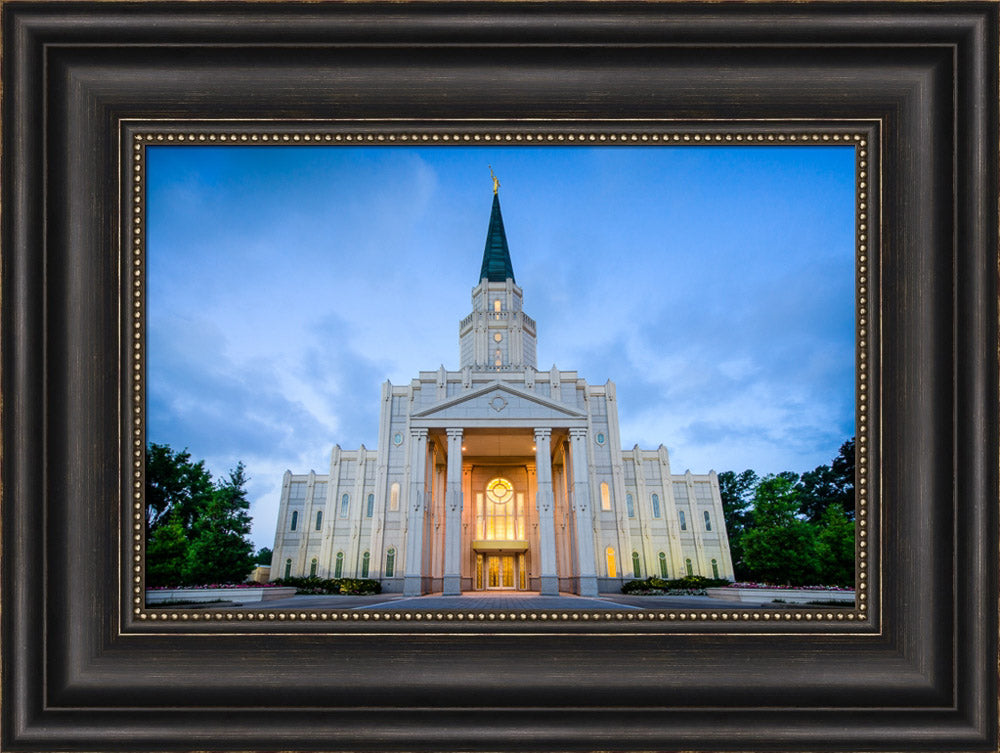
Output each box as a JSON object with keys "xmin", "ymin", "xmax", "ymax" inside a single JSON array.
[{"xmin": 125, "ymin": 121, "xmax": 878, "ymax": 633}]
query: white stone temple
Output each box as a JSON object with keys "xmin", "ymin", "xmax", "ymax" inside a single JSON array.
[{"xmin": 270, "ymin": 181, "xmax": 734, "ymax": 595}]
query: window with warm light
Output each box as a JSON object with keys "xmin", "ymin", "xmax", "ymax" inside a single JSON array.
[
  {"xmin": 493, "ymin": 299, "xmax": 501, "ymax": 313},
  {"xmin": 476, "ymin": 477, "xmax": 524, "ymax": 540},
  {"xmin": 600, "ymin": 482, "xmax": 611, "ymax": 511},
  {"xmin": 605, "ymin": 547, "xmax": 617, "ymax": 578},
  {"xmin": 390, "ymin": 483, "xmax": 400, "ymax": 511}
]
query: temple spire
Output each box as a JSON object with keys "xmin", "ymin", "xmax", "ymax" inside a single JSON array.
[{"xmin": 479, "ymin": 174, "xmax": 515, "ymax": 283}]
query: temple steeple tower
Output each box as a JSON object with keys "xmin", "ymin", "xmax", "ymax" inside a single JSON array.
[{"xmin": 458, "ymin": 175, "xmax": 537, "ymax": 371}]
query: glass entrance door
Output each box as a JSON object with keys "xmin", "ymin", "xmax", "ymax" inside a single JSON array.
[{"xmin": 485, "ymin": 554, "xmax": 516, "ymax": 589}]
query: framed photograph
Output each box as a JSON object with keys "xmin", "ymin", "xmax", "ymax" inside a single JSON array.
[
  {"xmin": 3, "ymin": 3, "xmax": 996, "ymax": 752},
  {"xmin": 143, "ymin": 139, "xmax": 859, "ymax": 608}
]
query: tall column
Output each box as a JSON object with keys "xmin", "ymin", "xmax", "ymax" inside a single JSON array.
[
  {"xmin": 442, "ymin": 428, "xmax": 464, "ymax": 595},
  {"xmin": 403, "ymin": 429, "xmax": 429, "ymax": 596},
  {"xmin": 569, "ymin": 428, "xmax": 599, "ymax": 596},
  {"xmin": 687, "ymin": 471, "xmax": 709, "ymax": 576},
  {"xmin": 533, "ymin": 428, "xmax": 559, "ymax": 595}
]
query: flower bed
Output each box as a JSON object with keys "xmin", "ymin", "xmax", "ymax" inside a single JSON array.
[
  {"xmin": 727, "ymin": 582, "xmax": 854, "ymax": 592},
  {"xmin": 147, "ymin": 582, "xmax": 284, "ymax": 590}
]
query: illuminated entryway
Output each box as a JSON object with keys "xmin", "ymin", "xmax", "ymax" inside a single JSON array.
[
  {"xmin": 477, "ymin": 553, "xmax": 527, "ymax": 590},
  {"xmin": 472, "ymin": 475, "xmax": 530, "ymax": 591}
]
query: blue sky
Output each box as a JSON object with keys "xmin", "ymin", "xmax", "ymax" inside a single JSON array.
[{"xmin": 146, "ymin": 144, "xmax": 856, "ymax": 551}]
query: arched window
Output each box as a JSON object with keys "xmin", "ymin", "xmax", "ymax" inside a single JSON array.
[
  {"xmin": 334, "ymin": 551, "xmax": 344, "ymax": 578},
  {"xmin": 390, "ymin": 483, "xmax": 400, "ymax": 511},
  {"xmin": 494, "ymin": 299, "xmax": 501, "ymax": 313},
  {"xmin": 476, "ymin": 477, "xmax": 524, "ymax": 541},
  {"xmin": 340, "ymin": 493, "xmax": 350, "ymax": 518},
  {"xmin": 626, "ymin": 493, "xmax": 635, "ymax": 518},
  {"xmin": 703, "ymin": 510, "xmax": 712, "ymax": 531},
  {"xmin": 632, "ymin": 551, "xmax": 641, "ymax": 578},
  {"xmin": 315, "ymin": 510, "xmax": 322, "ymax": 531},
  {"xmin": 600, "ymin": 482, "xmax": 611, "ymax": 511},
  {"xmin": 685, "ymin": 558, "xmax": 694, "ymax": 576},
  {"xmin": 361, "ymin": 551, "xmax": 370, "ymax": 578},
  {"xmin": 605, "ymin": 547, "xmax": 617, "ymax": 578},
  {"xmin": 679, "ymin": 510, "xmax": 687, "ymax": 531},
  {"xmin": 284, "ymin": 558, "xmax": 291, "ymax": 579},
  {"xmin": 385, "ymin": 547, "xmax": 396, "ymax": 577},
  {"xmin": 711, "ymin": 558, "xmax": 719, "ymax": 578},
  {"xmin": 651, "ymin": 493, "xmax": 661, "ymax": 518},
  {"xmin": 366, "ymin": 493, "xmax": 374, "ymax": 518},
  {"xmin": 309, "ymin": 557, "xmax": 318, "ymax": 577},
  {"xmin": 290, "ymin": 510, "xmax": 298, "ymax": 531},
  {"xmin": 658, "ymin": 552, "xmax": 668, "ymax": 578}
]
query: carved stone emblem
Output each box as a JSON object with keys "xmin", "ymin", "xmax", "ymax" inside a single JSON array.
[{"xmin": 489, "ymin": 395, "xmax": 508, "ymax": 412}]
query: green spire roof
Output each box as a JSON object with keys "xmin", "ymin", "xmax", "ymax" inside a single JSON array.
[{"xmin": 479, "ymin": 193, "xmax": 516, "ymax": 283}]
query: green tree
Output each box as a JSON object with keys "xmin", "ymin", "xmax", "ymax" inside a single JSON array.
[
  {"xmin": 816, "ymin": 502, "xmax": 855, "ymax": 586},
  {"xmin": 796, "ymin": 438, "xmax": 855, "ymax": 523},
  {"xmin": 831, "ymin": 437, "xmax": 856, "ymax": 519},
  {"xmin": 145, "ymin": 442, "xmax": 215, "ymax": 536},
  {"xmin": 254, "ymin": 547, "xmax": 273, "ymax": 565},
  {"xmin": 741, "ymin": 474, "xmax": 821, "ymax": 586},
  {"xmin": 184, "ymin": 462, "xmax": 256, "ymax": 585},
  {"xmin": 145, "ymin": 513, "xmax": 189, "ymax": 587},
  {"xmin": 717, "ymin": 469, "xmax": 758, "ymax": 579}
]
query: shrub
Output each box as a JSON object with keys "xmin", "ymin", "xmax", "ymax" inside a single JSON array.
[
  {"xmin": 271, "ymin": 576, "xmax": 381, "ymax": 595},
  {"xmin": 621, "ymin": 575, "xmax": 731, "ymax": 595}
]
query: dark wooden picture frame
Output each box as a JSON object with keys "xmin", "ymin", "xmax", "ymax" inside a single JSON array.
[{"xmin": 3, "ymin": 2, "xmax": 997, "ymax": 751}]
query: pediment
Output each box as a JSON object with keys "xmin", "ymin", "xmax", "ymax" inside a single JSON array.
[{"xmin": 412, "ymin": 381, "xmax": 586, "ymax": 421}]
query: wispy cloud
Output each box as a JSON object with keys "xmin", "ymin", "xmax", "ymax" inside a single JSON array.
[{"xmin": 147, "ymin": 145, "xmax": 856, "ymax": 549}]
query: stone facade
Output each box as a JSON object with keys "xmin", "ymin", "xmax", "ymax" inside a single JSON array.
[{"xmin": 271, "ymin": 190, "xmax": 734, "ymax": 595}]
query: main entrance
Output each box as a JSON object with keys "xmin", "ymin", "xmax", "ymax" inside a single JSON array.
[
  {"xmin": 478, "ymin": 553, "xmax": 528, "ymax": 590},
  {"xmin": 471, "ymin": 472, "xmax": 531, "ymax": 591}
]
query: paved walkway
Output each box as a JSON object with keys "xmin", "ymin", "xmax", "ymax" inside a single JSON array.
[
  {"xmin": 360, "ymin": 593, "xmax": 644, "ymax": 611},
  {"xmin": 223, "ymin": 592, "xmax": 771, "ymax": 611}
]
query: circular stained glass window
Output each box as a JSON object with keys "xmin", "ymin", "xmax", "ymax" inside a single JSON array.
[
  {"xmin": 494, "ymin": 332, "xmax": 502, "ymax": 342},
  {"xmin": 596, "ymin": 433, "xmax": 606, "ymax": 445},
  {"xmin": 486, "ymin": 477, "xmax": 514, "ymax": 505}
]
